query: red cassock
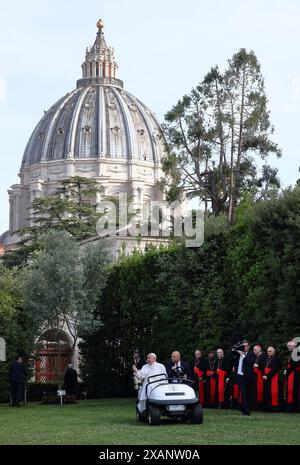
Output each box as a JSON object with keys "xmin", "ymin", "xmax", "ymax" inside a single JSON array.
[
  {"xmin": 284, "ymin": 361, "xmax": 300, "ymax": 411},
  {"xmin": 253, "ymin": 366, "xmax": 264, "ymax": 404},
  {"xmin": 206, "ymin": 369, "xmax": 216, "ymax": 406},
  {"xmin": 216, "ymin": 368, "xmax": 227, "ymax": 403},
  {"xmin": 263, "ymin": 355, "xmax": 281, "ymax": 411},
  {"xmin": 194, "ymin": 367, "xmax": 205, "ymax": 406},
  {"xmin": 232, "ymin": 383, "xmax": 241, "ymax": 404},
  {"xmin": 264, "ymin": 367, "xmax": 279, "ymax": 407}
]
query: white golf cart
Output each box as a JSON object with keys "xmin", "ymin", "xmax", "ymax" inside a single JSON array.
[{"xmin": 136, "ymin": 373, "xmax": 203, "ymax": 426}]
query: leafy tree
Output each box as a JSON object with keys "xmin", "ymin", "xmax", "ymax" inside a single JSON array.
[
  {"xmin": 2, "ymin": 176, "xmax": 133, "ymax": 268},
  {"xmin": 23, "ymin": 230, "xmax": 111, "ymax": 386},
  {"xmin": 20, "ymin": 176, "xmax": 103, "ymax": 240},
  {"xmin": 0, "ymin": 265, "xmax": 34, "ymax": 401},
  {"xmin": 162, "ymin": 49, "xmax": 281, "ymax": 223}
]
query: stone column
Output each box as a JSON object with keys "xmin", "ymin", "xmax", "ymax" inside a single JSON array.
[
  {"xmin": 29, "ymin": 180, "xmax": 44, "ymax": 227},
  {"xmin": 8, "ymin": 189, "xmax": 14, "ymax": 231}
]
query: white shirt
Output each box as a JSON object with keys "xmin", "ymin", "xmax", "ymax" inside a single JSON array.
[{"xmin": 237, "ymin": 353, "xmax": 246, "ymax": 375}]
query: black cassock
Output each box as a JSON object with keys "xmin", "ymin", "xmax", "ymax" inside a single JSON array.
[
  {"xmin": 262, "ymin": 356, "xmax": 282, "ymax": 412},
  {"xmin": 284, "ymin": 355, "xmax": 300, "ymax": 412},
  {"xmin": 64, "ymin": 368, "xmax": 78, "ymax": 395}
]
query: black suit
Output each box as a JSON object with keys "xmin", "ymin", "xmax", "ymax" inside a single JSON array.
[
  {"xmin": 9, "ymin": 361, "xmax": 27, "ymax": 406},
  {"xmin": 64, "ymin": 368, "xmax": 78, "ymax": 396},
  {"xmin": 233, "ymin": 351, "xmax": 255, "ymax": 414},
  {"xmin": 165, "ymin": 360, "xmax": 191, "ymax": 382}
]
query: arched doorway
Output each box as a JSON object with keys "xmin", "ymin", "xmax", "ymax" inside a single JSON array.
[{"xmin": 35, "ymin": 329, "xmax": 72, "ymax": 382}]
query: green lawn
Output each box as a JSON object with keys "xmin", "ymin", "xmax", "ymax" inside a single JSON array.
[{"xmin": 0, "ymin": 399, "xmax": 299, "ymax": 445}]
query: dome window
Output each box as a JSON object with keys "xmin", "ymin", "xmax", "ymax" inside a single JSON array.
[
  {"xmin": 137, "ymin": 129, "xmax": 145, "ymax": 136},
  {"xmin": 38, "ymin": 132, "xmax": 44, "ymax": 139},
  {"xmin": 83, "ymin": 126, "xmax": 91, "ymax": 134},
  {"xmin": 111, "ymin": 126, "xmax": 120, "ymax": 135},
  {"xmin": 129, "ymin": 104, "xmax": 137, "ymax": 112},
  {"xmin": 58, "ymin": 128, "xmax": 64, "ymax": 135}
]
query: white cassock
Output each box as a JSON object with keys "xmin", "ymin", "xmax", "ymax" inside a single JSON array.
[{"xmin": 136, "ymin": 362, "xmax": 167, "ymax": 413}]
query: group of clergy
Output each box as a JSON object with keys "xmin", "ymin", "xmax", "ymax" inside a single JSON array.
[
  {"xmin": 133, "ymin": 340, "xmax": 300, "ymax": 415},
  {"xmin": 191, "ymin": 340, "xmax": 300, "ymax": 414}
]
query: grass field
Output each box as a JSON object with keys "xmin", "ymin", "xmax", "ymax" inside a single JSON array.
[{"xmin": 0, "ymin": 399, "xmax": 300, "ymax": 445}]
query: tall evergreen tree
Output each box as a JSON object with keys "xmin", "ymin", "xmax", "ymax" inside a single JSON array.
[{"xmin": 162, "ymin": 49, "xmax": 281, "ymax": 223}]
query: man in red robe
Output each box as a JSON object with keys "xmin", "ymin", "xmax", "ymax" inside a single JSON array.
[
  {"xmin": 262, "ymin": 346, "xmax": 282, "ymax": 412},
  {"xmin": 284, "ymin": 340, "xmax": 300, "ymax": 412},
  {"xmin": 215, "ymin": 348, "xmax": 231, "ymax": 408},
  {"xmin": 252, "ymin": 344, "xmax": 265, "ymax": 411},
  {"xmin": 205, "ymin": 352, "xmax": 217, "ymax": 407},
  {"xmin": 192, "ymin": 349, "xmax": 208, "ymax": 407}
]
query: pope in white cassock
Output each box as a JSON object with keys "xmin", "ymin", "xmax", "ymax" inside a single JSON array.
[{"xmin": 133, "ymin": 353, "xmax": 167, "ymax": 413}]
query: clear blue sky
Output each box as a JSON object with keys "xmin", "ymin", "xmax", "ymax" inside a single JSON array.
[{"xmin": 1, "ymin": 0, "xmax": 300, "ymax": 232}]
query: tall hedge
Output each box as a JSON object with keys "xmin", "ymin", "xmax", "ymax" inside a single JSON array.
[{"xmin": 81, "ymin": 186, "xmax": 300, "ymax": 397}]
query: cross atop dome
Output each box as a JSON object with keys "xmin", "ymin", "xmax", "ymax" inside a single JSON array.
[{"xmin": 80, "ymin": 19, "xmax": 119, "ymax": 84}]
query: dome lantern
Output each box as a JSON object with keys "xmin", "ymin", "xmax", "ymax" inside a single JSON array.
[{"xmin": 78, "ymin": 18, "xmax": 121, "ymax": 88}]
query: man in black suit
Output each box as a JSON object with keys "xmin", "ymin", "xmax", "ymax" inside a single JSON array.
[
  {"xmin": 165, "ymin": 351, "xmax": 191, "ymax": 383},
  {"xmin": 64, "ymin": 364, "xmax": 78, "ymax": 396},
  {"xmin": 9, "ymin": 355, "xmax": 27, "ymax": 407},
  {"xmin": 232, "ymin": 340, "xmax": 255, "ymax": 415}
]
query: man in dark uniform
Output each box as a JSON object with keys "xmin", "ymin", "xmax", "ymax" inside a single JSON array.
[
  {"xmin": 165, "ymin": 351, "xmax": 191, "ymax": 383},
  {"xmin": 9, "ymin": 355, "xmax": 27, "ymax": 407},
  {"xmin": 64, "ymin": 364, "xmax": 78, "ymax": 396},
  {"xmin": 232, "ymin": 340, "xmax": 256, "ymax": 415}
]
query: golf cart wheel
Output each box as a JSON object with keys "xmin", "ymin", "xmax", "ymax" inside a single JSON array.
[
  {"xmin": 191, "ymin": 403, "xmax": 203, "ymax": 424},
  {"xmin": 148, "ymin": 405, "xmax": 161, "ymax": 426},
  {"xmin": 136, "ymin": 407, "xmax": 143, "ymax": 422}
]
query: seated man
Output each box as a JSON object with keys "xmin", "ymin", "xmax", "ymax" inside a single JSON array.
[
  {"xmin": 165, "ymin": 351, "xmax": 191, "ymax": 383},
  {"xmin": 132, "ymin": 353, "xmax": 167, "ymax": 413}
]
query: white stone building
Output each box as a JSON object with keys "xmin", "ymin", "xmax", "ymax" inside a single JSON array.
[
  {"xmin": 0, "ymin": 19, "xmax": 177, "ymax": 382},
  {"xmin": 1, "ymin": 19, "xmax": 169, "ymax": 250}
]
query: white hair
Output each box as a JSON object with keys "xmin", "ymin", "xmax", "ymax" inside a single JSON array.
[{"xmin": 147, "ymin": 353, "xmax": 157, "ymax": 359}]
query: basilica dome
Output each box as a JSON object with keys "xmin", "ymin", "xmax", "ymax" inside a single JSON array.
[
  {"xmin": 5, "ymin": 20, "xmax": 166, "ymax": 236},
  {"xmin": 21, "ymin": 85, "xmax": 164, "ymax": 167},
  {"xmin": 22, "ymin": 62, "xmax": 165, "ymax": 167}
]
